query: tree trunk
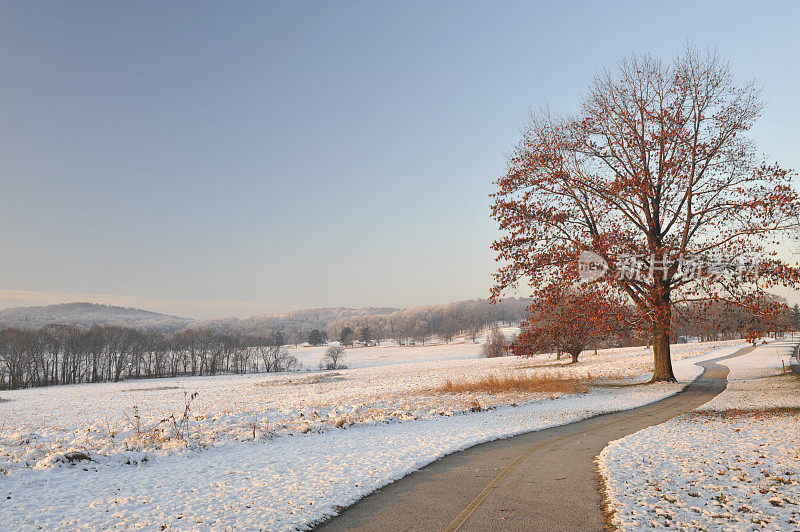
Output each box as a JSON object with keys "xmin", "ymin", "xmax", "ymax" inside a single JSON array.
[{"xmin": 650, "ymin": 307, "xmax": 676, "ymax": 382}]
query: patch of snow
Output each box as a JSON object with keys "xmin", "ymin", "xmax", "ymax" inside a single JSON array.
[{"xmin": 599, "ymin": 339, "xmax": 800, "ymax": 531}]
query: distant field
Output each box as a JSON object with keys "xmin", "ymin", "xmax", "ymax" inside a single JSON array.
[{"xmin": 283, "ymin": 326, "xmax": 519, "ymax": 369}]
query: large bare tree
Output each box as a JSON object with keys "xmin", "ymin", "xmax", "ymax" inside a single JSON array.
[{"xmin": 491, "ymin": 47, "xmax": 800, "ymax": 381}]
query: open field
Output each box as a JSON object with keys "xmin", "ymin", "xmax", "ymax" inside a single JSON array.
[
  {"xmin": 0, "ymin": 337, "xmax": 747, "ymax": 530},
  {"xmin": 280, "ymin": 326, "xmax": 520, "ymax": 369},
  {"xmin": 0, "ymin": 334, "xmax": 745, "ymax": 472}
]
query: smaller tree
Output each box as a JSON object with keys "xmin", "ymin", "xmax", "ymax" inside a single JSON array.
[
  {"xmin": 320, "ymin": 345, "xmax": 346, "ymax": 370},
  {"xmin": 270, "ymin": 330, "xmax": 285, "ymax": 348},
  {"xmin": 339, "ymin": 327, "xmax": 354, "ymax": 347},
  {"xmin": 359, "ymin": 326, "xmax": 371, "ymax": 346},
  {"xmin": 514, "ymin": 284, "xmax": 624, "ymax": 364},
  {"xmin": 792, "ymin": 304, "xmax": 800, "ymax": 331},
  {"xmin": 308, "ymin": 329, "xmax": 325, "ymax": 346},
  {"xmin": 481, "ymin": 327, "xmax": 508, "ymax": 358},
  {"xmin": 290, "ymin": 329, "xmax": 305, "ymax": 347},
  {"xmin": 256, "ymin": 339, "xmax": 299, "ymax": 373}
]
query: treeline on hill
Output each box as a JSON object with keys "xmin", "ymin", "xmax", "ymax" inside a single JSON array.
[
  {"xmin": 0, "ymin": 326, "xmax": 305, "ymax": 390},
  {"xmin": 0, "ymin": 302, "xmax": 193, "ymax": 333},
  {"xmin": 192, "ymin": 307, "xmax": 400, "ymax": 342},
  {"xmin": 0, "ymin": 298, "xmax": 529, "ymax": 390},
  {"xmin": 186, "ymin": 298, "xmax": 528, "ymax": 345},
  {"xmin": 327, "ymin": 298, "xmax": 529, "ymax": 345}
]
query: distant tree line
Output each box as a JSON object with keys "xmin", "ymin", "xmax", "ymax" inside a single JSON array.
[
  {"xmin": 328, "ymin": 298, "xmax": 529, "ymax": 346},
  {"xmin": 194, "ymin": 299, "xmax": 528, "ymax": 346},
  {"xmin": 0, "ymin": 325, "xmax": 313, "ymax": 391},
  {"xmin": 511, "ymin": 295, "xmax": 798, "ymax": 364},
  {"xmin": 0, "ymin": 298, "xmax": 529, "ymax": 390},
  {"xmin": 191, "ymin": 307, "xmax": 397, "ymax": 343},
  {"xmin": 673, "ymin": 299, "xmax": 798, "ymax": 342}
]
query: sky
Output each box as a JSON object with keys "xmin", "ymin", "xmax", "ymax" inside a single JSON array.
[{"xmin": 1, "ymin": 1, "xmax": 798, "ymax": 318}]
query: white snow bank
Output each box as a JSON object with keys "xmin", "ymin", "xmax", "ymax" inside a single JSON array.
[{"xmin": 599, "ymin": 339, "xmax": 800, "ymax": 531}]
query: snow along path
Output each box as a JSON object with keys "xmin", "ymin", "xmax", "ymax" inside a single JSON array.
[
  {"xmin": 599, "ymin": 339, "xmax": 800, "ymax": 531},
  {"xmin": 317, "ymin": 345, "xmax": 753, "ymax": 532},
  {"xmin": 0, "ymin": 343, "xmax": 745, "ymax": 531}
]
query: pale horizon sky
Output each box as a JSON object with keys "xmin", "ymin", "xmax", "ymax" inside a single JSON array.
[{"xmin": 1, "ymin": 1, "xmax": 799, "ymax": 318}]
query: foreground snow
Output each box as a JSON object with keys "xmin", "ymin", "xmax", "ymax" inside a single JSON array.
[
  {"xmin": 599, "ymin": 339, "xmax": 800, "ymax": 531},
  {"xmin": 0, "ymin": 340, "xmax": 744, "ymax": 530}
]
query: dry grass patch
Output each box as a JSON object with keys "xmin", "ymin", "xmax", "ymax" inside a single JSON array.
[
  {"xmin": 255, "ymin": 372, "xmax": 347, "ymax": 387},
  {"xmin": 439, "ymin": 372, "xmax": 589, "ymax": 395},
  {"xmin": 513, "ymin": 360, "xmax": 576, "ymax": 370}
]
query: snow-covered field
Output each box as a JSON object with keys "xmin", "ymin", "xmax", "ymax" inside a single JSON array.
[
  {"xmin": 599, "ymin": 339, "xmax": 800, "ymax": 531},
  {"xmin": 281, "ymin": 329, "xmax": 518, "ymax": 369},
  {"xmin": 0, "ymin": 338, "xmax": 745, "ymax": 530}
]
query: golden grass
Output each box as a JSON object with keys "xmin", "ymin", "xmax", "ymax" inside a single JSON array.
[
  {"xmin": 513, "ymin": 360, "xmax": 577, "ymax": 370},
  {"xmin": 255, "ymin": 373, "xmax": 346, "ymax": 387},
  {"xmin": 439, "ymin": 372, "xmax": 590, "ymax": 395}
]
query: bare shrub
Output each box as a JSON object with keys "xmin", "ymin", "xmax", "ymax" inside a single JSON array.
[
  {"xmin": 255, "ymin": 344, "xmax": 300, "ymax": 372},
  {"xmin": 466, "ymin": 395, "xmax": 482, "ymax": 412},
  {"xmin": 482, "ymin": 327, "xmax": 509, "ymax": 358},
  {"xmin": 319, "ymin": 346, "xmax": 347, "ymax": 370},
  {"xmin": 125, "ymin": 391, "xmax": 200, "ymax": 448}
]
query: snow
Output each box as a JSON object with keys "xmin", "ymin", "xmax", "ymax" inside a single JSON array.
[
  {"xmin": 283, "ymin": 327, "xmax": 520, "ymax": 369},
  {"xmin": 0, "ymin": 339, "xmax": 744, "ymax": 530},
  {"xmin": 599, "ymin": 338, "xmax": 800, "ymax": 531}
]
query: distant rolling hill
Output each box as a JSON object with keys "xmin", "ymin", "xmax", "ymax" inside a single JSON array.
[
  {"xmin": 192, "ymin": 307, "xmax": 400, "ymax": 335},
  {"xmin": 0, "ymin": 302, "xmax": 195, "ymax": 333},
  {"xmin": 0, "ymin": 302, "xmax": 400, "ymax": 335}
]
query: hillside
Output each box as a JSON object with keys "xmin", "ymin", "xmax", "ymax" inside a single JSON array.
[
  {"xmin": 0, "ymin": 302, "xmax": 194, "ymax": 333},
  {"xmin": 0, "ymin": 304, "xmax": 402, "ymax": 336},
  {"xmin": 0, "ymin": 299, "xmax": 527, "ymax": 338},
  {"xmin": 191, "ymin": 307, "xmax": 400, "ymax": 335}
]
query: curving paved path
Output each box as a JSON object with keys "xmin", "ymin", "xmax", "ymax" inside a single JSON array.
[{"xmin": 316, "ymin": 346, "xmax": 753, "ymax": 531}]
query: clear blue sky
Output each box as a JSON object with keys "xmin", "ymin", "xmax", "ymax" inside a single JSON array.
[{"xmin": 1, "ymin": 1, "xmax": 798, "ymax": 317}]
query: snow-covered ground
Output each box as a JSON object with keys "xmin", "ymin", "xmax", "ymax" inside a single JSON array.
[
  {"xmin": 0, "ymin": 338, "xmax": 745, "ymax": 530},
  {"xmin": 599, "ymin": 339, "xmax": 800, "ymax": 531},
  {"xmin": 282, "ymin": 326, "xmax": 519, "ymax": 369}
]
